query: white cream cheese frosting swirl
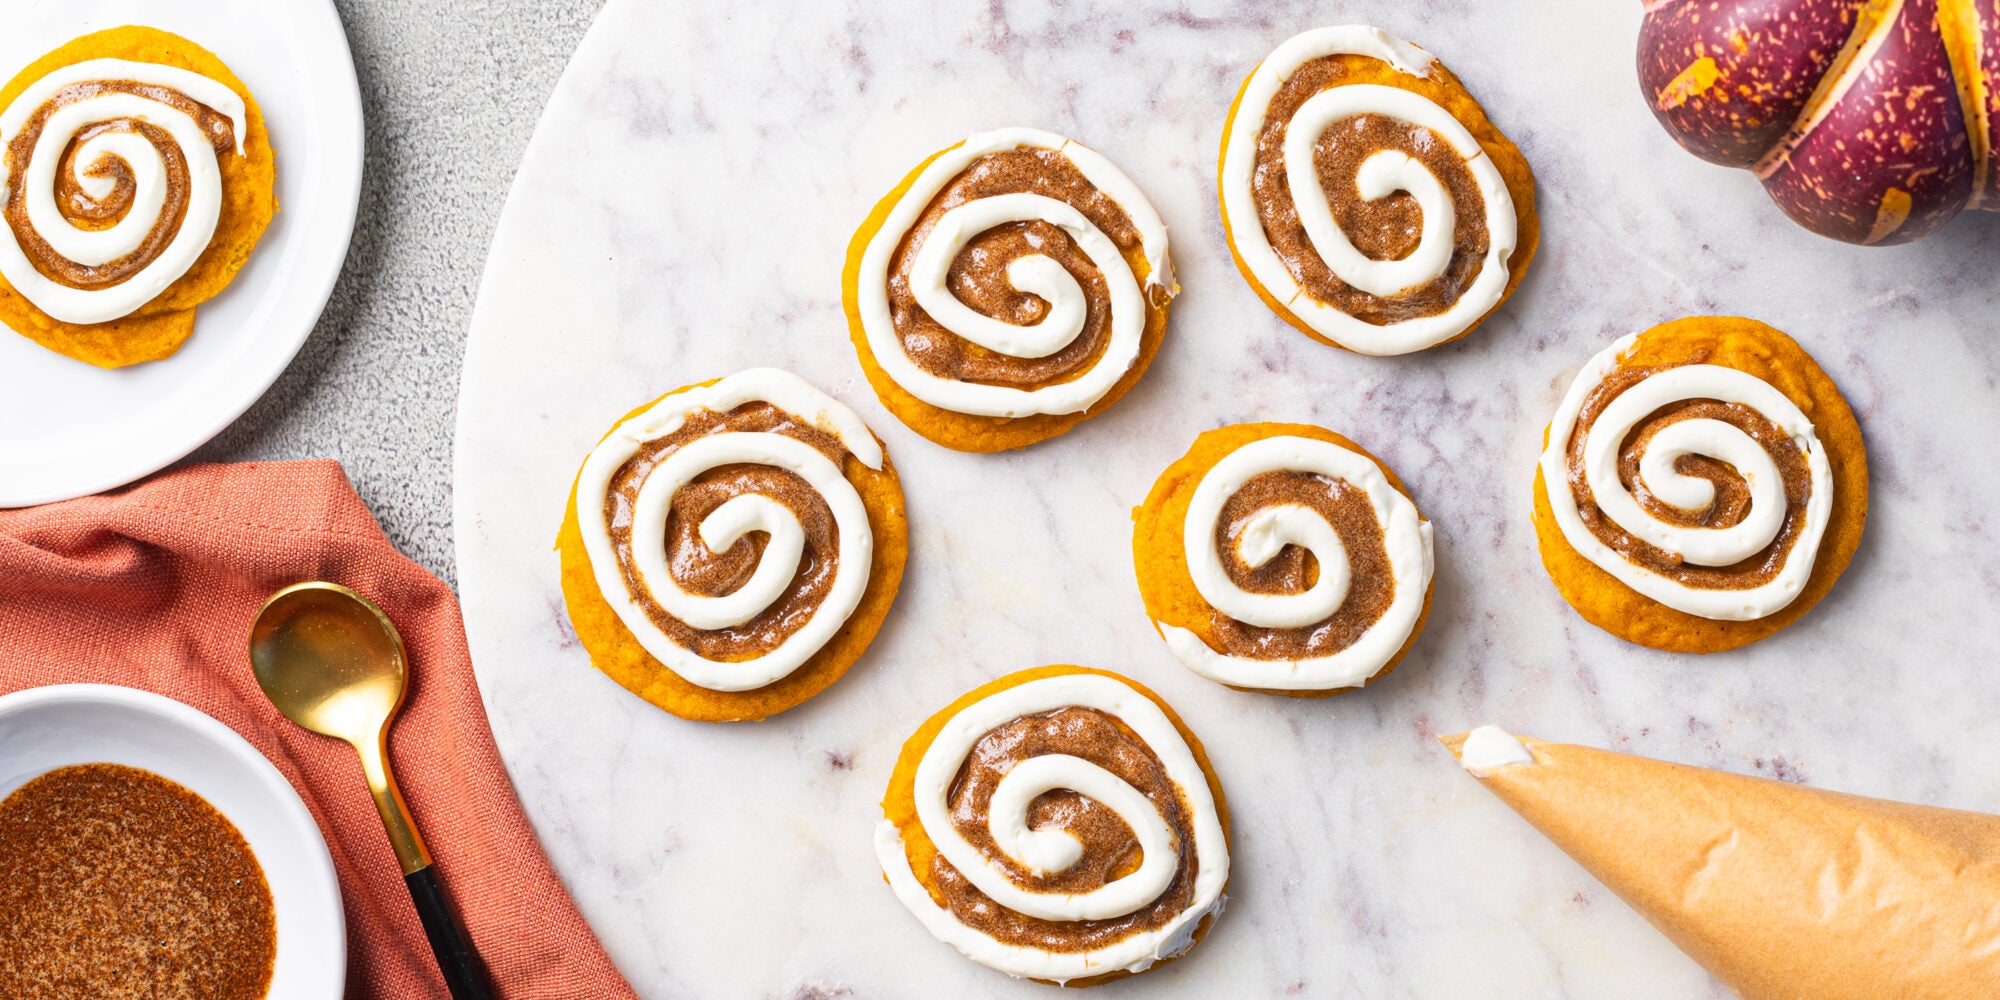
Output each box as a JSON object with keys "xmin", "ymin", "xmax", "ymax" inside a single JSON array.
[
  {"xmin": 875, "ymin": 672, "xmax": 1229, "ymax": 983},
  {"xmin": 0, "ymin": 59, "xmax": 248, "ymax": 324},
  {"xmin": 855, "ymin": 127, "xmax": 1172, "ymax": 417},
  {"xmin": 575, "ymin": 369, "xmax": 882, "ymax": 692},
  {"xmin": 1539, "ymin": 333, "xmax": 1834, "ymax": 621},
  {"xmin": 1220, "ymin": 26, "xmax": 1519, "ymax": 355},
  {"xmin": 1160, "ymin": 435, "xmax": 1433, "ymax": 691}
]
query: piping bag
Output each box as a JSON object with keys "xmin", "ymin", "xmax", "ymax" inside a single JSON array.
[{"xmin": 1442, "ymin": 726, "xmax": 2000, "ymax": 1000}]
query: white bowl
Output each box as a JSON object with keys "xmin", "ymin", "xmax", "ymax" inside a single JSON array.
[{"xmin": 0, "ymin": 683, "xmax": 345, "ymax": 998}]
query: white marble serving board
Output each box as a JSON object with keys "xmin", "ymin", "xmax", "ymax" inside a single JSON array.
[{"xmin": 453, "ymin": 1, "xmax": 2000, "ymax": 996}]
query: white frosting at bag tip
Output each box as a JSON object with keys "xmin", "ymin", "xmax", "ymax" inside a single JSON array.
[
  {"xmin": 875, "ymin": 673, "xmax": 1229, "ymax": 982},
  {"xmin": 576, "ymin": 368, "xmax": 882, "ymax": 692},
  {"xmin": 0, "ymin": 58, "xmax": 250, "ymax": 324},
  {"xmin": 1457, "ymin": 725, "xmax": 1537, "ymax": 775},
  {"xmin": 856, "ymin": 127, "xmax": 1171, "ymax": 418},
  {"xmin": 1219, "ymin": 25, "xmax": 1518, "ymax": 356}
]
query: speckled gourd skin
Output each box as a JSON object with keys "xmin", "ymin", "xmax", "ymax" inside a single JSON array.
[{"xmin": 1638, "ymin": 0, "xmax": 2000, "ymax": 245}]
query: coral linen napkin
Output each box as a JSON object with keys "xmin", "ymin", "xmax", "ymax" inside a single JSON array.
[{"xmin": 0, "ymin": 460, "xmax": 637, "ymax": 1000}]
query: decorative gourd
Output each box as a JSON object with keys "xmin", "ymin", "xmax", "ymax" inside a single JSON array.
[{"xmin": 1638, "ymin": 0, "xmax": 1999, "ymax": 244}]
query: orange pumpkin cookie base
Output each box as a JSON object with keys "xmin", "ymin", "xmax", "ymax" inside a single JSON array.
[
  {"xmin": 841, "ymin": 141, "xmax": 1171, "ymax": 453},
  {"xmin": 1217, "ymin": 50, "xmax": 1539, "ymax": 352},
  {"xmin": 557, "ymin": 380, "xmax": 909, "ymax": 722},
  {"xmin": 879, "ymin": 664, "xmax": 1231, "ymax": 987},
  {"xmin": 1132, "ymin": 422, "xmax": 1435, "ymax": 698},
  {"xmin": 1530, "ymin": 316, "xmax": 1868, "ymax": 653},
  {"xmin": 0, "ymin": 26, "xmax": 279, "ymax": 369}
]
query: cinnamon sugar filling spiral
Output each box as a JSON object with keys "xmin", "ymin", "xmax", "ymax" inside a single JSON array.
[
  {"xmin": 0, "ymin": 59, "xmax": 247, "ymax": 324},
  {"xmin": 1539, "ymin": 334, "xmax": 1834, "ymax": 621},
  {"xmin": 575, "ymin": 370, "xmax": 883, "ymax": 692}
]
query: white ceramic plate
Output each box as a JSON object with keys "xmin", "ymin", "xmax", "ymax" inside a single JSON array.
[
  {"xmin": 0, "ymin": 0, "xmax": 364, "ymax": 507},
  {"xmin": 0, "ymin": 683, "xmax": 346, "ymax": 997}
]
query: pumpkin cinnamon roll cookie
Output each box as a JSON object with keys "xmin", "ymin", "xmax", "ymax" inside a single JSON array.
[
  {"xmin": 876, "ymin": 665, "xmax": 1230, "ymax": 985},
  {"xmin": 843, "ymin": 128, "xmax": 1174, "ymax": 451},
  {"xmin": 1133, "ymin": 422, "xmax": 1435, "ymax": 695},
  {"xmin": 0, "ymin": 26, "xmax": 277, "ymax": 368},
  {"xmin": 557, "ymin": 368, "xmax": 908, "ymax": 722},
  {"xmin": 1218, "ymin": 25, "xmax": 1538, "ymax": 355},
  {"xmin": 1532, "ymin": 317, "xmax": 1868, "ymax": 653}
]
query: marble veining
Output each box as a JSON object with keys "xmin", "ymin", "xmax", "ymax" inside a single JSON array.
[{"xmin": 453, "ymin": 1, "xmax": 2000, "ymax": 996}]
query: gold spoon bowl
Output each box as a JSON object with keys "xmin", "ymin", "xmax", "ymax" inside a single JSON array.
[{"xmin": 249, "ymin": 582, "xmax": 426, "ymax": 872}]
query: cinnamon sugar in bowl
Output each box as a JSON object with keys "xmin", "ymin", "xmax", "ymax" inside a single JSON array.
[{"xmin": 0, "ymin": 685, "xmax": 343, "ymax": 999}]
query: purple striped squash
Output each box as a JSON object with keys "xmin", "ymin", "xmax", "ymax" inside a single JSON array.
[{"xmin": 1639, "ymin": 0, "xmax": 2000, "ymax": 244}]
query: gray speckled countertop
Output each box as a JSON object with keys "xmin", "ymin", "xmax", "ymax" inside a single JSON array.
[{"xmin": 190, "ymin": 0, "xmax": 605, "ymax": 584}]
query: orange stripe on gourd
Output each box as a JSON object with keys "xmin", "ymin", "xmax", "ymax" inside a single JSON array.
[{"xmin": 1655, "ymin": 56, "xmax": 1721, "ymax": 109}]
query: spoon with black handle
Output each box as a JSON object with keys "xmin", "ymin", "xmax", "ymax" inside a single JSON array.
[{"xmin": 249, "ymin": 581, "xmax": 494, "ymax": 1000}]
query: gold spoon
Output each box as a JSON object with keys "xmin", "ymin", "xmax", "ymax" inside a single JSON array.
[{"xmin": 249, "ymin": 581, "xmax": 492, "ymax": 1000}]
